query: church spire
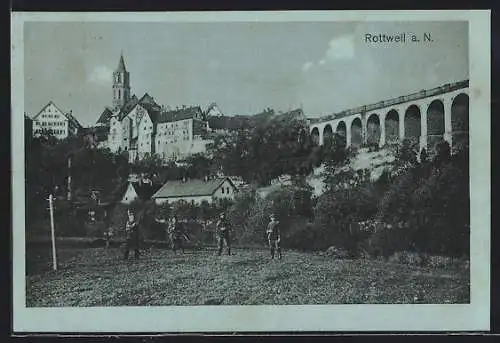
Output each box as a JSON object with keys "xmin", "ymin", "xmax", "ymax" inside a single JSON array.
[
  {"xmin": 112, "ymin": 52, "xmax": 131, "ymax": 110},
  {"xmin": 117, "ymin": 52, "xmax": 127, "ymax": 72}
]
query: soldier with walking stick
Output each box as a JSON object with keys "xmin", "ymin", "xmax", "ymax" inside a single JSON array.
[
  {"xmin": 124, "ymin": 209, "xmax": 140, "ymax": 260},
  {"xmin": 216, "ymin": 212, "xmax": 232, "ymax": 256},
  {"xmin": 155, "ymin": 215, "xmax": 185, "ymax": 254},
  {"xmin": 266, "ymin": 213, "xmax": 282, "ymax": 260},
  {"xmin": 169, "ymin": 216, "xmax": 186, "ymax": 254}
]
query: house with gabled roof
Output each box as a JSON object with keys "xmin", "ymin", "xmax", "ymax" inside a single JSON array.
[
  {"xmin": 151, "ymin": 177, "xmax": 237, "ymax": 205},
  {"xmin": 30, "ymin": 101, "xmax": 83, "ymax": 139},
  {"xmin": 120, "ymin": 180, "xmax": 162, "ymax": 204}
]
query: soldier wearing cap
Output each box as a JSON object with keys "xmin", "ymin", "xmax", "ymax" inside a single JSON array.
[
  {"xmin": 169, "ymin": 216, "xmax": 186, "ymax": 254},
  {"xmin": 216, "ymin": 212, "xmax": 232, "ymax": 256},
  {"xmin": 266, "ymin": 213, "xmax": 282, "ymax": 259},
  {"xmin": 124, "ymin": 209, "xmax": 140, "ymax": 260}
]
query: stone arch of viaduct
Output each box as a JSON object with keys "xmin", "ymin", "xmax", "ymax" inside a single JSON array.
[{"xmin": 309, "ymin": 82, "xmax": 469, "ymax": 153}]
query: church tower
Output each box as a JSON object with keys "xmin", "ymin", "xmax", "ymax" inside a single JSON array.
[{"xmin": 112, "ymin": 53, "xmax": 131, "ymax": 110}]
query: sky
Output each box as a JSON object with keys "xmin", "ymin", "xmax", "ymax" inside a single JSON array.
[{"xmin": 24, "ymin": 21, "xmax": 468, "ymax": 127}]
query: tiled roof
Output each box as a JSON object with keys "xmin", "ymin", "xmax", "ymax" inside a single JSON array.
[
  {"xmin": 131, "ymin": 182, "xmax": 162, "ymax": 200},
  {"xmin": 66, "ymin": 111, "xmax": 83, "ymax": 129},
  {"xmin": 118, "ymin": 95, "xmax": 140, "ymax": 120},
  {"xmin": 152, "ymin": 177, "xmax": 234, "ymax": 198},
  {"xmin": 116, "ymin": 93, "xmax": 162, "ymax": 123},
  {"xmin": 157, "ymin": 106, "xmax": 204, "ymax": 124},
  {"xmin": 138, "ymin": 94, "xmax": 162, "ymax": 124},
  {"xmin": 32, "ymin": 101, "xmax": 83, "ymax": 129},
  {"xmin": 96, "ymin": 107, "xmax": 114, "ymax": 125}
]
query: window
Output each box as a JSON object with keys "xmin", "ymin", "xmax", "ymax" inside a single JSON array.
[
  {"xmin": 118, "ymin": 89, "xmax": 121, "ymax": 99},
  {"xmin": 221, "ymin": 188, "xmax": 225, "ymax": 194},
  {"xmin": 226, "ymin": 187, "xmax": 230, "ymax": 194}
]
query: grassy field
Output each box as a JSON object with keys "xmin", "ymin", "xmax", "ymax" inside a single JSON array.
[{"xmin": 26, "ymin": 245, "xmax": 470, "ymax": 307}]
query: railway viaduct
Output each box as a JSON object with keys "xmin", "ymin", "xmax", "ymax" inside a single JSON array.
[{"xmin": 308, "ymin": 80, "xmax": 469, "ymax": 153}]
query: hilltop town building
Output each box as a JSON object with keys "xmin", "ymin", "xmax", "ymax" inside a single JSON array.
[
  {"xmin": 96, "ymin": 54, "xmax": 212, "ymax": 163},
  {"xmin": 31, "ymin": 101, "xmax": 83, "ymax": 139}
]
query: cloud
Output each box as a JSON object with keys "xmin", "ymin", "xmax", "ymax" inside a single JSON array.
[
  {"xmin": 325, "ymin": 35, "xmax": 355, "ymax": 61},
  {"xmin": 301, "ymin": 34, "xmax": 355, "ymax": 73},
  {"xmin": 87, "ymin": 65, "xmax": 113, "ymax": 85},
  {"xmin": 301, "ymin": 61, "xmax": 314, "ymax": 72}
]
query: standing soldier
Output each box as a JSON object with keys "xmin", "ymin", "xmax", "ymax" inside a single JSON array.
[
  {"xmin": 216, "ymin": 213, "xmax": 232, "ymax": 256},
  {"xmin": 104, "ymin": 227, "xmax": 114, "ymax": 249},
  {"xmin": 124, "ymin": 209, "xmax": 140, "ymax": 260},
  {"xmin": 266, "ymin": 214, "xmax": 282, "ymax": 259},
  {"xmin": 169, "ymin": 216, "xmax": 185, "ymax": 254}
]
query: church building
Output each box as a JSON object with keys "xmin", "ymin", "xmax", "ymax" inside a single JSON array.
[{"xmin": 96, "ymin": 54, "xmax": 212, "ymax": 163}]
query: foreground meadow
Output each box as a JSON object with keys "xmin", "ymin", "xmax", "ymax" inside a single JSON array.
[{"xmin": 26, "ymin": 244, "xmax": 469, "ymax": 307}]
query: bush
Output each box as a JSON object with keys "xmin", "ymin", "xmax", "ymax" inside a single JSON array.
[
  {"xmin": 281, "ymin": 218, "xmax": 318, "ymax": 251},
  {"xmin": 363, "ymin": 223, "xmax": 415, "ymax": 259},
  {"xmin": 313, "ymin": 182, "xmax": 381, "ymax": 254},
  {"xmin": 387, "ymin": 251, "xmax": 425, "ymax": 266}
]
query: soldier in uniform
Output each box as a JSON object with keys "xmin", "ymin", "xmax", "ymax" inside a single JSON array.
[
  {"xmin": 266, "ymin": 214, "xmax": 282, "ymax": 259},
  {"xmin": 216, "ymin": 213, "xmax": 232, "ymax": 256},
  {"xmin": 124, "ymin": 209, "xmax": 140, "ymax": 260},
  {"xmin": 169, "ymin": 216, "xmax": 185, "ymax": 254}
]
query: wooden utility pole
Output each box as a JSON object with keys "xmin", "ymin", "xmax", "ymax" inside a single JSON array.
[{"xmin": 48, "ymin": 194, "xmax": 58, "ymax": 271}]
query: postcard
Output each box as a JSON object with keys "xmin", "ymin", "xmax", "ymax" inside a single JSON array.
[{"xmin": 11, "ymin": 10, "xmax": 490, "ymax": 333}]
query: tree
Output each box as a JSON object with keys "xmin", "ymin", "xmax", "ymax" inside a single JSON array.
[
  {"xmin": 208, "ymin": 112, "xmax": 318, "ymax": 185},
  {"xmin": 433, "ymin": 140, "xmax": 451, "ymax": 167},
  {"xmin": 419, "ymin": 148, "xmax": 428, "ymax": 164},
  {"xmin": 25, "ymin": 137, "xmax": 139, "ymax": 237},
  {"xmin": 395, "ymin": 138, "xmax": 419, "ymax": 167}
]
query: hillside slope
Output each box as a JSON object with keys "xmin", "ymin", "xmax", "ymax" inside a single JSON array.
[{"xmin": 260, "ymin": 146, "xmax": 398, "ymax": 198}]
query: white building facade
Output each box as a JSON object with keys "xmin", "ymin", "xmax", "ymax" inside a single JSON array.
[
  {"xmin": 152, "ymin": 178, "xmax": 237, "ymax": 205},
  {"xmin": 31, "ymin": 101, "xmax": 82, "ymax": 139}
]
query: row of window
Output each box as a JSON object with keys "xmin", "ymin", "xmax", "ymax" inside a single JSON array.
[
  {"xmin": 158, "ymin": 121, "xmax": 189, "ymax": 129},
  {"xmin": 40, "ymin": 113, "xmax": 59, "ymax": 119},
  {"xmin": 34, "ymin": 129, "xmax": 66, "ymax": 135},
  {"xmin": 36, "ymin": 121, "xmax": 66, "ymax": 127},
  {"xmin": 221, "ymin": 187, "xmax": 231, "ymax": 194},
  {"xmin": 156, "ymin": 136, "xmax": 191, "ymax": 144},
  {"xmin": 157, "ymin": 130, "xmax": 189, "ymax": 136}
]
